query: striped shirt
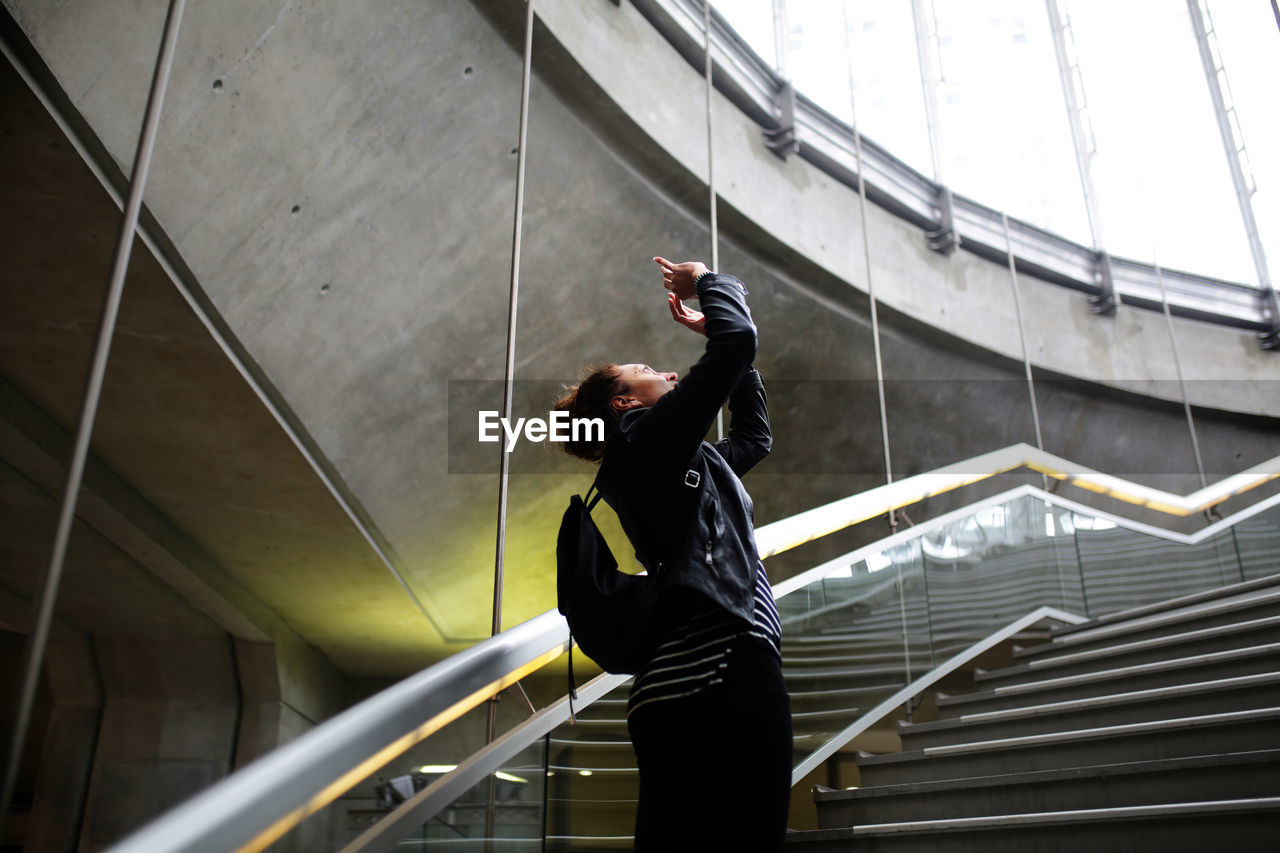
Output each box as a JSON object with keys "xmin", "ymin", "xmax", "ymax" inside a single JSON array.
[{"xmin": 627, "ymin": 560, "xmax": 781, "ymax": 719}]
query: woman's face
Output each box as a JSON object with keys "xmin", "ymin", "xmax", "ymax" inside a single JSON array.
[{"xmin": 614, "ymin": 363, "xmax": 678, "ymax": 409}]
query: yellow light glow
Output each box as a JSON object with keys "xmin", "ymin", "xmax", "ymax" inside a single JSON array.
[
  {"xmin": 579, "ymin": 770, "xmax": 593, "ymax": 777},
  {"xmin": 237, "ymin": 644, "xmax": 565, "ymax": 853},
  {"xmin": 1070, "ymin": 478, "xmax": 1109, "ymax": 495}
]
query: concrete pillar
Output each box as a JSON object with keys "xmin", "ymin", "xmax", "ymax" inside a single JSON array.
[
  {"xmin": 76, "ymin": 636, "xmax": 239, "ymax": 852},
  {"xmin": 24, "ymin": 632, "xmax": 102, "ymax": 853}
]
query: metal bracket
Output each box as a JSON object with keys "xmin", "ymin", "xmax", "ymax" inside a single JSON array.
[
  {"xmin": 506, "ymin": 681, "xmax": 537, "ymax": 717},
  {"xmin": 1257, "ymin": 289, "xmax": 1280, "ymax": 350},
  {"xmin": 925, "ymin": 185, "xmax": 960, "ymax": 254},
  {"xmin": 763, "ymin": 79, "xmax": 799, "ymax": 159},
  {"xmin": 1089, "ymin": 250, "xmax": 1120, "ymax": 315}
]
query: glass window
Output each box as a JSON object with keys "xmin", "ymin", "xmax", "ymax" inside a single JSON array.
[
  {"xmin": 783, "ymin": 1, "xmax": 932, "ymax": 175},
  {"xmin": 1200, "ymin": 0, "xmax": 1279, "ymax": 285},
  {"xmin": 1064, "ymin": 0, "xmax": 1255, "ymax": 280},
  {"xmin": 931, "ymin": 0, "xmax": 1090, "ymax": 243},
  {"xmin": 714, "ymin": 0, "xmax": 779, "ymax": 69}
]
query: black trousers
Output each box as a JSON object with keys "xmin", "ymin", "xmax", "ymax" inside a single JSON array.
[{"xmin": 626, "ymin": 634, "xmax": 793, "ymax": 852}]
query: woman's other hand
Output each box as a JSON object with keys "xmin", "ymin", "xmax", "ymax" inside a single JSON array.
[
  {"xmin": 667, "ymin": 293, "xmax": 706, "ymax": 336},
  {"xmin": 654, "ymin": 256, "xmax": 708, "ymax": 301}
]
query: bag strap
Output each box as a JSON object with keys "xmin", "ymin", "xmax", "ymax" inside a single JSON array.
[
  {"xmin": 567, "ymin": 465, "xmax": 604, "ymax": 724},
  {"xmin": 583, "ymin": 468, "xmax": 604, "ymax": 512}
]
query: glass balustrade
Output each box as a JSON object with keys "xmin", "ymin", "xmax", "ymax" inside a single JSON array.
[
  {"xmin": 530, "ymin": 490, "xmax": 1279, "ymax": 850},
  {"xmin": 392, "ymin": 740, "xmax": 550, "ymax": 850},
  {"xmin": 133, "ymin": 489, "xmax": 1275, "ymax": 852}
]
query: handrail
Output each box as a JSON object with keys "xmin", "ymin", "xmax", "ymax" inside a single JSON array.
[
  {"xmin": 107, "ymin": 441, "xmax": 1280, "ymax": 852},
  {"xmin": 340, "ymin": 670, "xmax": 629, "ymax": 853},
  {"xmin": 788, "ymin": 606, "xmax": 1088, "ymax": 783},
  {"xmin": 107, "ymin": 442, "xmax": 1280, "ymax": 852},
  {"xmin": 105, "ymin": 611, "xmax": 571, "ymax": 853},
  {"xmin": 753, "ymin": 442, "xmax": 1280, "ymax": 559},
  {"xmin": 344, "ymin": 480, "xmax": 1280, "ymax": 847},
  {"xmin": 772, "ymin": 480, "xmax": 1280, "ymax": 605}
]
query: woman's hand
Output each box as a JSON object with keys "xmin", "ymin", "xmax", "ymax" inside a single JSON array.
[
  {"xmin": 668, "ymin": 292, "xmax": 706, "ymax": 335},
  {"xmin": 654, "ymin": 256, "xmax": 708, "ymax": 301}
]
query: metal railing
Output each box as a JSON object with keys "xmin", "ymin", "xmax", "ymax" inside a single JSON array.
[
  {"xmin": 346, "ymin": 475, "xmax": 1280, "ymax": 849},
  {"xmin": 104, "ymin": 443, "xmax": 1280, "ymax": 851},
  {"xmin": 105, "ymin": 611, "xmax": 572, "ymax": 853},
  {"xmin": 788, "ymin": 605, "xmax": 1088, "ymax": 782}
]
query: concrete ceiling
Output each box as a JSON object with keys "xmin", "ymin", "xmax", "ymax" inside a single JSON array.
[
  {"xmin": 0, "ymin": 54, "xmax": 445, "ymax": 674},
  {"xmin": 3, "ymin": 0, "xmax": 1277, "ymax": 683}
]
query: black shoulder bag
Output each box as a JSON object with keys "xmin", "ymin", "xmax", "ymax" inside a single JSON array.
[{"xmin": 556, "ymin": 475, "xmax": 658, "ymax": 715}]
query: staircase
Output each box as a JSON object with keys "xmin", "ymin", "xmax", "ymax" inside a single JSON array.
[
  {"xmin": 788, "ymin": 574, "xmax": 1280, "ymax": 851},
  {"xmin": 545, "ymin": 693, "xmax": 637, "ymax": 850}
]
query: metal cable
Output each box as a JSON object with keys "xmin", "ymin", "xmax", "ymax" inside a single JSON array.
[
  {"xmin": 1153, "ymin": 256, "xmax": 1208, "ymax": 490},
  {"xmin": 840, "ymin": 3, "xmax": 896, "ymax": 524},
  {"xmin": 1000, "ymin": 211, "xmax": 1049, "ymax": 491},
  {"xmin": 0, "ymin": 0, "xmax": 188, "ymax": 840},
  {"xmin": 703, "ymin": 0, "xmax": 723, "ymax": 441},
  {"xmin": 488, "ymin": 0, "xmax": 535, "ymax": 729},
  {"xmin": 484, "ymin": 0, "xmax": 536, "ymax": 837}
]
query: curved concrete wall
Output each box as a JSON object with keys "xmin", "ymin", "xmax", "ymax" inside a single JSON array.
[{"xmin": 5, "ymin": 0, "xmax": 1278, "ymax": 665}]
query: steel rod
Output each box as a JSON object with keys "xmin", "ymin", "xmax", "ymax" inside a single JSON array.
[
  {"xmin": 841, "ymin": 2, "xmax": 896, "ymax": 525},
  {"xmin": 771, "ymin": 0, "xmax": 789, "ymax": 77},
  {"xmin": 702, "ymin": 0, "xmax": 718, "ymax": 274},
  {"xmin": 489, "ymin": 0, "xmax": 535, "ymax": 746},
  {"xmin": 702, "ymin": 0, "xmax": 723, "ymax": 442},
  {"xmin": 1000, "ymin": 211, "xmax": 1049, "ymax": 492},
  {"xmin": 1153, "ymin": 256, "xmax": 1208, "ymax": 489},
  {"xmin": 1186, "ymin": 0, "xmax": 1277, "ymax": 348},
  {"xmin": 0, "ymin": 0, "xmax": 188, "ymax": 841},
  {"xmin": 910, "ymin": 0, "xmax": 945, "ymax": 184},
  {"xmin": 486, "ymin": 8, "xmax": 535, "ymax": 843}
]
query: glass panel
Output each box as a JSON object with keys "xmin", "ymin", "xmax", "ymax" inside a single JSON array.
[
  {"xmin": 1070, "ymin": 512, "xmax": 1241, "ymax": 617},
  {"xmin": 784, "ymin": 1, "xmax": 858, "ymax": 121},
  {"xmin": 714, "ymin": 0, "xmax": 779, "ymax": 69},
  {"xmin": 1206, "ymin": 0, "xmax": 1280, "ymax": 279},
  {"xmin": 1232, "ymin": 503, "xmax": 1280, "ymax": 583},
  {"xmin": 785, "ymin": 1, "xmax": 932, "ymax": 175},
  {"xmin": 930, "ymin": 0, "xmax": 1090, "ymax": 242},
  {"xmin": 1065, "ymin": 0, "xmax": 1254, "ymax": 281},
  {"xmin": 395, "ymin": 740, "xmax": 549, "ymax": 850},
  {"xmin": 544, "ymin": 680, "xmax": 637, "ymax": 851},
  {"xmin": 267, "ymin": 693, "xmax": 537, "ymax": 851},
  {"xmin": 778, "ymin": 541, "xmax": 928, "ymax": 759},
  {"xmin": 922, "ymin": 496, "xmax": 1086, "ymax": 659}
]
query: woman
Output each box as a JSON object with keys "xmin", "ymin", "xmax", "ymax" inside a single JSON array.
[{"xmin": 553, "ymin": 256, "xmax": 791, "ymax": 850}]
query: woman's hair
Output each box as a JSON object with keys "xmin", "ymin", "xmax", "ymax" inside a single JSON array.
[{"xmin": 553, "ymin": 364, "xmax": 626, "ymax": 462}]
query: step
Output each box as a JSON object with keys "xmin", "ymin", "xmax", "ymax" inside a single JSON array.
[
  {"xmin": 1013, "ymin": 589, "xmax": 1280, "ymax": 662},
  {"xmin": 975, "ymin": 615, "xmax": 1280, "ymax": 688},
  {"xmin": 544, "ymin": 796, "xmax": 637, "ymax": 839},
  {"xmin": 545, "ymin": 766, "xmax": 638, "ymax": 802},
  {"xmin": 1050, "ymin": 573, "xmax": 1280, "ymax": 640},
  {"xmin": 939, "ymin": 642, "xmax": 1280, "ymax": 716},
  {"xmin": 900, "ymin": 672, "xmax": 1280, "ymax": 749},
  {"xmin": 545, "ymin": 824, "xmax": 634, "ymax": 845},
  {"xmin": 814, "ymin": 749, "xmax": 1280, "ymax": 827},
  {"xmin": 856, "ymin": 707, "xmax": 1280, "ymax": 787},
  {"xmin": 787, "ymin": 798, "xmax": 1280, "ymax": 853}
]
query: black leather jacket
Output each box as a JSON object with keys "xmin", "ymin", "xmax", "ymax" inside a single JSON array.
[{"xmin": 597, "ymin": 273, "xmax": 771, "ymax": 626}]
